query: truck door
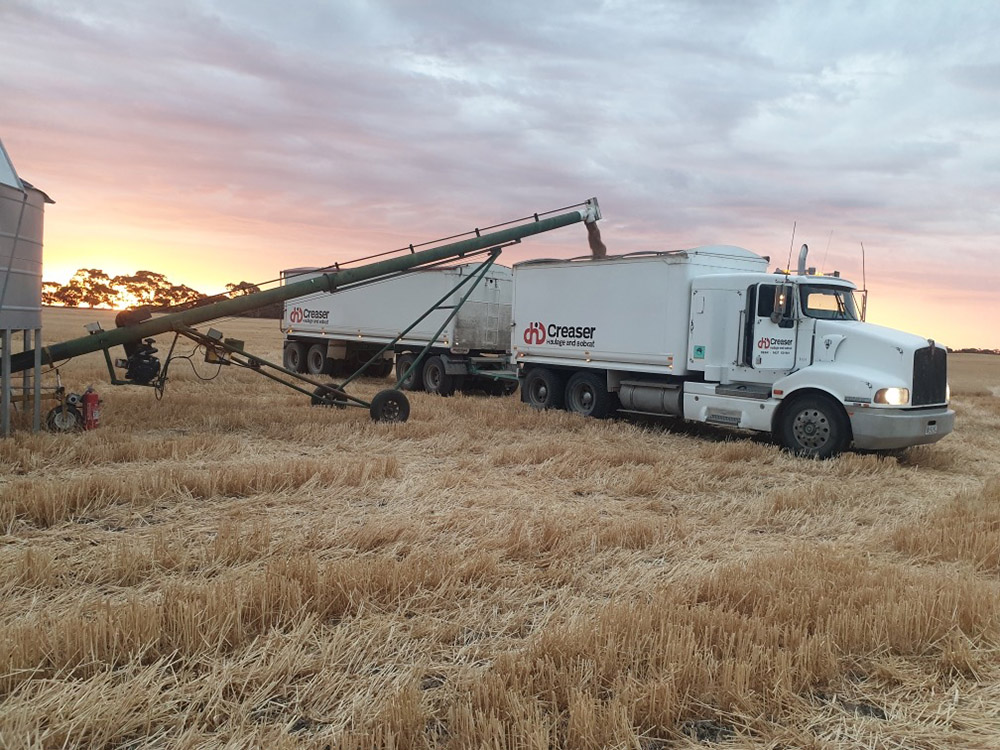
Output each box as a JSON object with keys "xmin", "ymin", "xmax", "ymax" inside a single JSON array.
[{"xmin": 745, "ymin": 283, "xmax": 797, "ymax": 371}]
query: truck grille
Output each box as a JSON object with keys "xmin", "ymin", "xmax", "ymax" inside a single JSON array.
[{"xmin": 912, "ymin": 346, "xmax": 947, "ymax": 405}]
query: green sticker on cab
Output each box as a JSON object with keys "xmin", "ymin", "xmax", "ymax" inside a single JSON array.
[{"xmin": 693, "ymin": 345, "xmax": 706, "ymax": 359}]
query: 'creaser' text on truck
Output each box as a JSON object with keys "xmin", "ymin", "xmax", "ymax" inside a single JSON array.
[{"xmin": 282, "ymin": 207, "xmax": 954, "ymax": 458}]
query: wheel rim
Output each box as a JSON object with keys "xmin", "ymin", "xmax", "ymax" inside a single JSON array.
[
  {"xmin": 568, "ymin": 382, "xmax": 595, "ymax": 414},
  {"xmin": 51, "ymin": 409, "xmax": 78, "ymax": 431},
  {"xmin": 426, "ymin": 364, "xmax": 442, "ymax": 389},
  {"xmin": 380, "ymin": 398, "xmax": 401, "ymax": 421},
  {"xmin": 530, "ymin": 380, "xmax": 547, "ymax": 403},
  {"xmin": 792, "ymin": 408, "xmax": 831, "ymax": 449},
  {"xmin": 399, "ymin": 358, "xmax": 414, "ymax": 386},
  {"xmin": 308, "ymin": 351, "xmax": 324, "ymax": 373}
]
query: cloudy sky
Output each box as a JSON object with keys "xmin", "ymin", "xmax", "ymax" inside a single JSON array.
[{"xmin": 3, "ymin": 0, "xmax": 998, "ymax": 347}]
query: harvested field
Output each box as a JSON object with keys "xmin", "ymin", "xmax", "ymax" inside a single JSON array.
[{"xmin": 1, "ymin": 308, "xmax": 999, "ymax": 749}]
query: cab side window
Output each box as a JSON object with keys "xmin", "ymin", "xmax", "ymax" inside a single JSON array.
[{"xmin": 757, "ymin": 285, "xmax": 776, "ymax": 317}]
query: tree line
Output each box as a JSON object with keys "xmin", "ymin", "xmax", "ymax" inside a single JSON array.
[{"xmin": 42, "ymin": 269, "xmax": 281, "ymax": 317}]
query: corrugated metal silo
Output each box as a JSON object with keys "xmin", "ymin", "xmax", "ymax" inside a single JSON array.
[{"xmin": 0, "ymin": 138, "xmax": 51, "ymax": 435}]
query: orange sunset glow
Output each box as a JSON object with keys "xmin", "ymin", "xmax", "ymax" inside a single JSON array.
[{"xmin": 3, "ymin": 3, "xmax": 998, "ymax": 348}]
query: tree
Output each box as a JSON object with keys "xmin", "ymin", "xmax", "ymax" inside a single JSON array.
[
  {"xmin": 226, "ymin": 281, "xmax": 262, "ymax": 297},
  {"xmin": 42, "ymin": 268, "xmax": 206, "ymax": 309}
]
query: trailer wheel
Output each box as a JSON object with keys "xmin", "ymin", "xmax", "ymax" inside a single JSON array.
[
  {"xmin": 371, "ymin": 359, "xmax": 394, "ymax": 379},
  {"xmin": 422, "ymin": 355, "xmax": 455, "ymax": 396},
  {"xmin": 523, "ymin": 367, "xmax": 564, "ymax": 410},
  {"xmin": 46, "ymin": 404, "xmax": 83, "ymax": 432},
  {"xmin": 370, "ymin": 389, "xmax": 410, "ymax": 423},
  {"xmin": 395, "ymin": 353, "xmax": 424, "ymax": 391},
  {"xmin": 306, "ymin": 344, "xmax": 328, "ymax": 376},
  {"xmin": 778, "ymin": 394, "xmax": 849, "ymax": 459},
  {"xmin": 565, "ymin": 371, "xmax": 616, "ymax": 419},
  {"xmin": 284, "ymin": 342, "xmax": 306, "ymax": 373}
]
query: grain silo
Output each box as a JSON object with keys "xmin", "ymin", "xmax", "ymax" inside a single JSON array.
[{"xmin": 0, "ymin": 137, "xmax": 52, "ymax": 436}]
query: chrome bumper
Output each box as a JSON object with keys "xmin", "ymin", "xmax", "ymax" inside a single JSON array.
[{"xmin": 848, "ymin": 406, "xmax": 955, "ymax": 450}]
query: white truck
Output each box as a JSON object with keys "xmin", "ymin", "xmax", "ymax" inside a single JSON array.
[
  {"xmin": 512, "ymin": 245, "xmax": 954, "ymax": 457},
  {"xmin": 280, "ymin": 263, "xmax": 516, "ymax": 395}
]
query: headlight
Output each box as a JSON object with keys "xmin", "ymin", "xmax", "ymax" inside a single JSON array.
[{"xmin": 874, "ymin": 387, "xmax": 910, "ymax": 406}]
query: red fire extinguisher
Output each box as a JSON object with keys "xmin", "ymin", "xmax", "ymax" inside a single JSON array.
[{"xmin": 82, "ymin": 386, "xmax": 101, "ymax": 430}]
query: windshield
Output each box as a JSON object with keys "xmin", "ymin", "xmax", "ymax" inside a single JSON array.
[{"xmin": 799, "ymin": 284, "xmax": 859, "ymax": 321}]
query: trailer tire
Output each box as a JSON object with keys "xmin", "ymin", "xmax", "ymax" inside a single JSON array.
[
  {"xmin": 422, "ymin": 355, "xmax": 455, "ymax": 396},
  {"xmin": 284, "ymin": 342, "xmax": 307, "ymax": 373},
  {"xmin": 370, "ymin": 389, "xmax": 410, "ymax": 423},
  {"xmin": 371, "ymin": 359, "xmax": 394, "ymax": 379},
  {"xmin": 396, "ymin": 353, "xmax": 424, "ymax": 391},
  {"xmin": 778, "ymin": 394, "xmax": 849, "ymax": 459},
  {"xmin": 306, "ymin": 344, "xmax": 328, "ymax": 376},
  {"xmin": 523, "ymin": 367, "xmax": 565, "ymax": 410},
  {"xmin": 565, "ymin": 371, "xmax": 616, "ymax": 419}
]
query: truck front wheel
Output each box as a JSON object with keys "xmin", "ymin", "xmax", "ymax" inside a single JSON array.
[
  {"xmin": 778, "ymin": 394, "xmax": 849, "ymax": 459},
  {"xmin": 565, "ymin": 371, "xmax": 616, "ymax": 419},
  {"xmin": 284, "ymin": 342, "xmax": 306, "ymax": 373},
  {"xmin": 523, "ymin": 368, "xmax": 565, "ymax": 410}
]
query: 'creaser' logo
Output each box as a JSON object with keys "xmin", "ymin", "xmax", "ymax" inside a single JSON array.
[
  {"xmin": 757, "ymin": 336, "xmax": 770, "ymax": 350},
  {"xmin": 523, "ymin": 322, "xmax": 546, "ymax": 345},
  {"xmin": 288, "ymin": 307, "xmax": 329, "ymax": 324}
]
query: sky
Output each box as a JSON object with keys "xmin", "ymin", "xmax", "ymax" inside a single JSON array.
[{"xmin": 2, "ymin": 0, "xmax": 998, "ymax": 348}]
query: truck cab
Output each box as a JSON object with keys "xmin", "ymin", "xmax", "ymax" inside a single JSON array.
[{"xmin": 687, "ymin": 272, "xmax": 954, "ymax": 456}]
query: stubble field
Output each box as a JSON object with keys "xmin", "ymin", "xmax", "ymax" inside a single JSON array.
[{"xmin": 1, "ymin": 307, "xmax": 999, "ymax": 749}]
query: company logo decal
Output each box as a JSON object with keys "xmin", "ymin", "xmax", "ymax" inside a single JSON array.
[
  {"xmin": 757, "ymin": 336, "xmax": 793, "ymax": 350},
  {"xmin": 522, "ymin": 322, "xmax": 596, "ymax": 348},
  {"xmin": 523, "ymin": 322, "xmax": 546, "ymax": 345},
  {"xmin": 288, "ymin": 307, "xmax": 329, "ymax": 324}
]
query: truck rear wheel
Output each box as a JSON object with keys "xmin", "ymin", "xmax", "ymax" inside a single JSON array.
[
  {"xmin": 306, "ymin": 344, "xmax": 328, "ymax": 376},
  {"xmin": 284, "ymin": 342, "xmax": 306, "ymax": 373},
  {"xmin": 396, "ymin": 353, "xmax": 424, "ymax": 391},
  {"xmin": 565, "ymin": 371, "xmax": 616, "ymax": 419},
  {"xmin": 523, "ymin": 367, "xmax": 564, "ymax": 410},
  {"xmin": 778, "ymin": 394, "xmax": 849, "ymax": 459},
  {"xmin": 422, "ymin": 355, "xmax": 455, "ymax": 396}
]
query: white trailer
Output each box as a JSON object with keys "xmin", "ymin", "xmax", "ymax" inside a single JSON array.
[
  {"xmin": 281, "ymin": 263, "xmax": 516, "ymax": 395},
  {"xmin": 512, "ymin": 246, "xmax": 955, "ymax": 457}
]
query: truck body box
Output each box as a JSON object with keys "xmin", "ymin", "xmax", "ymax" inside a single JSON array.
[
  {"xmin": 281, "ymin": 264, "xmax": 513, "ymax": 353},
  {"xmin": 511, "ymin": 247, "xmax": 769, "ymax": 376}
]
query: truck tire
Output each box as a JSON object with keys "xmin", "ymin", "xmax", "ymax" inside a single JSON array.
[
  {"xmin": 306, "ymin": 344, "xmax": 328, "ymax": 376},
  {"xmin": 284, "ymin": 342, "xmax": 306, "ymax": 373},
  {"xmin": 422, "ymin": 355, "xmax": 455, "ymax": 396},
  {"xmin": 564, "ymin": 371, "xmax": 616, "ymax": 419},
  {"xmin": 778, "ymin": 394, "xmax": 849, "ymax": 459},
  {"xmin": 523, "ymin": 367, "xmax": 564, "ymax": 410},
  {"xmin": 396, "ymin": 353, "xmax": 424, "ymax": 391}
]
